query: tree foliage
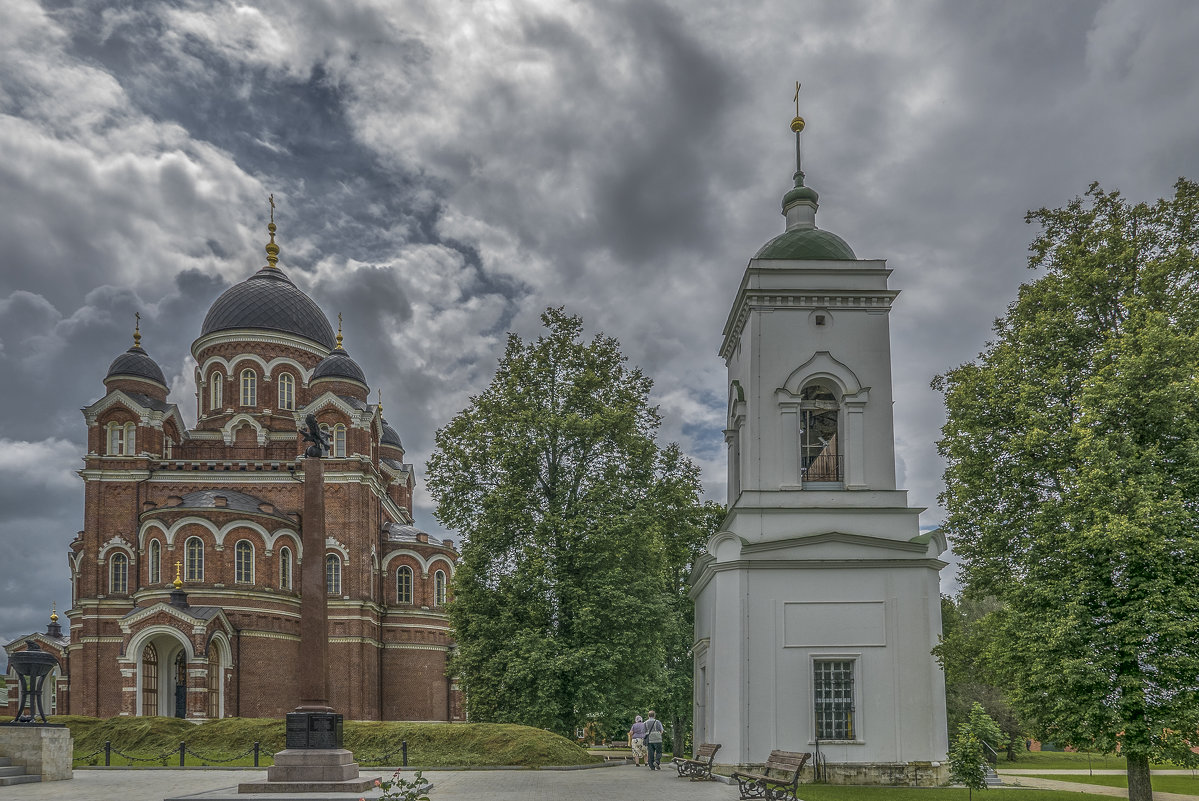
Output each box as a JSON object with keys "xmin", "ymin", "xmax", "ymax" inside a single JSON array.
[
  {"xmin": 426, "ymin": 307, "xmax": 713, "ymax": 738},
  {"xmin": 935, "ymin": 179, "xmax": 1199, "ymax": 801},
  {"xmin": 949, "ymin": 703, "xmax": 1005, "ymax": 799}
]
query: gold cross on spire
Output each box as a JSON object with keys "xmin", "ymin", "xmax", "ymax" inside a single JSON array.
[
  {"xmin": 265, "ymin": 194, "xmax": 280, "ymax": 269},
  {"xmin": 793, "ymin": 81, "xmax": 801, "ymax": 115},
  {"xmin": 269, "ymin": 193, "xmax": 275, "ymax": 223},
  {"xmin": 336, "ymin": 313, "xmax": 344, "ymax": 349},
  {"xmin": 174, "ymin": 560, "xmax": 183, "ymax": 589},
  {"xmin": 791, "ymin": 80, "xmax": 806, "ymax": 134},
  {"xmin": 133, "ymin": 311, "xmax": 142, "ymax": 347}
]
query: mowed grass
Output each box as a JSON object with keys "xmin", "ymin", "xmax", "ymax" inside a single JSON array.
[
  {"xmin": 1002, "ymin": 750, "xmax": 1182, "ymax": 771},
  {"xmin": 1023, "ymin": 773, "xmax": 1199, "ymax": 795},
  {"xmin": 27, "ymin": 716, "xmax": 599, "ymax": 768},
  {"xmin": 789, "ymin": 786, "xmax": 1118, "ymax": 800}
]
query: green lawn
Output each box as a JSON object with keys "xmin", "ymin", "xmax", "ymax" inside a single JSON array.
[
  {"xmin": 790, "ymin": 787, "xmax": 1116, "ymax": 800},
  {"xmin": 1003, "ymin": 751, "xmax": 1182, "ymax": 771},
  {"xmin": 1023, "ymin": 773, "xmax": 1199, "ymax": 795}
]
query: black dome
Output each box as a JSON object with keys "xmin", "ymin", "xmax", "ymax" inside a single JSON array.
[
  {"xmin": 201, "ymin": 268, "xmax": 336, "ymax": 349},
  {"xmin": 381, "ymin": 420, "xmax": 403, "ymax": 449},
  {"xmin": 106, "ymin": 345, "xmax": 166, "ymax": 387},
  {"xmin": 312, "ymin": 347, "xmax": 368, "ymax": 386}
]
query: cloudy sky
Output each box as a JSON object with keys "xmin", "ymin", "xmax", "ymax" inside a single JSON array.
[{"xmin": 2, "ymin": 0, "xmax": 1198, "ymax": 645}]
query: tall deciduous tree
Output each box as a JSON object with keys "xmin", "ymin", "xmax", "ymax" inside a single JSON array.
[
  {"xmin": 426, "ymin": 307, "xmax": 709, "ymax": 737},
  {"xmin": 935, "ymin": 180, "xmax": 1199, "ymax": 801}
]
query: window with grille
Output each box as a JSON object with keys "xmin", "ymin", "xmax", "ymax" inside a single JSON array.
[
  {"xmin": 279, "ymin": 546, "xmax": 292, "ymax": 590},
  {"xmin": 814, "ymin": 659, "xmax": 855, "ymax": 740},
  {"xmin": 240, "ymin": 369, "xmax": 256, "ymax": 406},
  {"xmin": 186, "ymin": 537, "xmax": 204, "ymax": 581},
  {"xmin": 326, "ymin": 554, "xmax": 341, "ymax": 595},
  {"xmin": 235, "ymin": 541, "xmax": 253, "ymax": 583},
  {"xmin": 148, "ymin": 540, "xmax": 161, "ymax": 584},
  {"xmin": 278, "ymin": 373, "xmax": 295, "ymax": 411},
  {"xmin": 397, "ymin": 566, "xmax": 412, "ymax": 604},
  {"xmin": 110, "ymin": 552, "xmax": 128, "ymax": 594}
]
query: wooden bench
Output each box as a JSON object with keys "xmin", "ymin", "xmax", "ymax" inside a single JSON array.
[
  {"xmin": 731, "ymin": 750, "xmax": 811, "ymax": 801},
  {"xmin": 671, "ymin": 742, "xmax": 721, "ymax": 780}
]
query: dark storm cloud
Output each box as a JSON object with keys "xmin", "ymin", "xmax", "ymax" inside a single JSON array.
[{"xmin": 3, "ymin": 0, "xmax": 1199, "ymax": 641}]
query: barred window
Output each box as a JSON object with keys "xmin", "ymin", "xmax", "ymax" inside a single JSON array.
[
  {"xmin": 148, "ymin": 540, "xmax": 161, "ymax": 584},
  {"xmin": 326, "ymin": 554, "xmax": 342, "ymax": 595},
  {"xmin": 278, "ymin": 373, "xmax": 295, "ymax": 411},
  {"xmin": 814, "ymin": 659, "xmax": 855, "ymax": 740},
  {"xmin": 110, "ymin": 552, "xmax": 128, "ymax": 594},
  {"xmin": 235, "ymin": 540, "xmax": 253, "ymax": 584},
  {"xmin": 397, "ymin": 566, "xmax": 412, "ymax": 604}
]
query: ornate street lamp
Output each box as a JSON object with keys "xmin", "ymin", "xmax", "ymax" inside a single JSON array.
[{"xmin": 6, "ymin": 640, "xmax": 58, "ymax": 724}]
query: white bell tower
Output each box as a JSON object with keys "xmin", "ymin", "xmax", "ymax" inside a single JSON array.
[{"xmin": 691, "ymin": 91, "xmax": 949, "ymax": 784}]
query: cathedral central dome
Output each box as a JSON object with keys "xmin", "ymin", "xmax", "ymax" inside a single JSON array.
[{"xmin": 200, "ymin": 267, "xmax": 337, "ymax": 349}]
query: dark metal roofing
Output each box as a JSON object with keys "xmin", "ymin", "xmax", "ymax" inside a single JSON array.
[
  {"xmin": 126, "ymin": 392, "xmax": 171, "ymax": 412},
  {"xmin": 381, "ymin": 420, "xmax": 403, "ymax": 449},
  {"xmin": 200, "ymin": 268, "xmax": 337, "ymax": 349},
  {"xmin": 755, "ymin": 227, "xmax": 857, "ymax": 261},
  {"xmin": 173, "ymin": 489, "xmax": 275, "ymax": 515},
  {"xmin": 381, "ymin": 457, "xmax": 405, "ymax": 470},
  {"xmin": 338, "ymin": 395, "xmax": 370, "ymax": 411},
  {"xmin": 312, "ymin": 348, "xmax": 368, "ymax": 386},
  {"xmin": 106, "ymin": 345, "xmax": 167, "ymax": 386}
]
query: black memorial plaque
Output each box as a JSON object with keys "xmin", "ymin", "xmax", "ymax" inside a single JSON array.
[{"xmin": 285, "ymin": 712, "xmax": 344, "ymax": 749}]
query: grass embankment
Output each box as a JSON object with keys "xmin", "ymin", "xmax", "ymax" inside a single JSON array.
[
  {"xmin": 1023, "ymin": 773, "xmax": 1199, "ymax": 795},
  {"xmin": 42, "ymin": 716, "xmax": 598, "ymax": 768}
]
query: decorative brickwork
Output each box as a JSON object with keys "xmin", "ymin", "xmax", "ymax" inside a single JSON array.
[{"xmin": 8, "ymin": 252, "xmax": 465, "ymax": 722}]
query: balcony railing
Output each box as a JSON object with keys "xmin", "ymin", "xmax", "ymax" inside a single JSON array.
[{"xmin": 802, "ymin": 454, "xmax": 843, "ymax": 483}]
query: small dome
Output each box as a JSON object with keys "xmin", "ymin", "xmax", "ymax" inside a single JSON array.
[
  {"xmin": 381, "ymin": 420, "xmax": 403, "ymax": 449},
  {"xmin": 201, "ymin": 268, "xmax": 336, "ymax": 349},
  {"xmin": 106, "ymin": 345, "xmax": 167, "ymax": 387},
  {"xmin": 312, "ymin": 347, "xmax": 368, "ymax": 387},
  {"xmin": 755, "ymin": 227, "xmax": 857, "ymax": 261}
]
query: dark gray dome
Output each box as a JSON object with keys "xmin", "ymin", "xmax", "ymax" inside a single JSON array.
[
  {"xmin": 381, "ymin": 420, "xmax": 403, "ymax": 449},
  {"xmin": 201, "ymin": 268, "xmax": 336, "ymax": 349},
  {"xmin": 106, "ymin": 345, "xmax": 166, "ymax": 387},
  {"xmin": 312, "ymin": 347, "xmax": 367, "ymax": 386}
]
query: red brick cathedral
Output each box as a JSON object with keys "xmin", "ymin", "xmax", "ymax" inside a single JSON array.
[{"xmin": 6, "ymin": 220, "xmax": 463, "ymax": 722}]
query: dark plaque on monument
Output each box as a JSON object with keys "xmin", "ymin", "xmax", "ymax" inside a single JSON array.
[{"xmin": 285, "ymin": 711, "xmax": 344, "ymax": 749}]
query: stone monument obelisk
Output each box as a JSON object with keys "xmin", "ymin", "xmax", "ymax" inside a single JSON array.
[{"xmin": 238, "ymin": 415, "xmax": 375, "ymax": 794}]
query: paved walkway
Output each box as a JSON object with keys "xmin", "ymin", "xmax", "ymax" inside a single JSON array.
[
  {"xmin": 1000, "ymin": 773, "xmax": 1199, "ymax": 800},
  {"xmin": 0, "ymin": 764, "xmax": 741, "ymax": 801}
]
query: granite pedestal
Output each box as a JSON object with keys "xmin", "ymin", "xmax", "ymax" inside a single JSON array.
[
  {"xmin": 0, "ymin": 725, "xmax": 73, "ymax": 781},
  {"xmin": 237, "ymin": 749, "xmax": 376, "ymax": 794}
]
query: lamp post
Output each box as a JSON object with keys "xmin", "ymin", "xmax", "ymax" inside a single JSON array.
[{"xmin": 6, "ymin": 640, "xmax": 58, "ymax": 724}]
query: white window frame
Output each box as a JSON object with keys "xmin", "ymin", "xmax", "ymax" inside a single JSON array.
[
  {"xmin": 107, "ymin": 423, "xmax": 124, "ymax": 455},
  {"xmin": 397, "ymin": 566, "xmax": 413, "ymax": 604},
  {"xmin": 240, "ymin": 369, "xmax": 257, "ymax": 407},
  {"xmin": 278, "ymin": 373, "xmax": 295, "ymax": 411},
  {"xmin": 326, "ymin": 554, "xmax": 342, "ymax": 596},
  {"xmin": 110, "ymin": 552, "xmax": 129, "ymax": 594},
  {"xmin": 148, "ymin": 540, "xmax": 161, "ymax": 584},
  {"xmin": 234, "ymin": 540, "xmax": 254, "ymax": 584},
  {"xmin": 434, "ymin": 569, "xmax": 447, "ymax": 607},
  {"xmin": 186, "ymin": 536, "xmax": 205, "ymax": 582},
  {"xmin": 279, "ymin": 546, "xmax": 292, "ymax": 590},
  {"xmin": 811, "ymin": 655, "xmax": 861, "ymax": 743},
  {"xmin": 210, "ymin": 372, "xmax": 223, "ymax": 411},
  {"xmin": 333, "ymin": 424, "xmax": 347, "ymax": 457}
]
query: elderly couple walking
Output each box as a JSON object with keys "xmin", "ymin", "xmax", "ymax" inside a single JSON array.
[{"xmin": 628, "ymin": 710, "xmax": 665, "ymax": 769}]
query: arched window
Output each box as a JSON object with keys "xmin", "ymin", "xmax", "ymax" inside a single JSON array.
[
  {"xmin": 326, "ymin": 554, "xmax": 342, "ymax": 596},
  {"xmin": 210, "ymin": 373, "xmax": 223, "ymax": 411},
  {"xmin": 800, "ymin": 383, "xmax": 841, "ymax": 483},
  {"xmin": 207, "ymin": 641, "xmax": 223, "ymax": 719},
  {"xmin": 124, "ymin": 423, "xmax": 137, "ymax": 455},
  {"xmin": 434, "ymin": 569, "xmax": 447, "ymax": 607},
  {"xmin": 240, "ymin": 369, "xmax": 257, "ymax": 406},
  {"xmin": 110, "ymin": 552, "xmax": 128, "ymax": 594},
  {"xmin": 396, "ymin": 566, "xmax": 413, "ymax": 604},
  {"xmin": 141, "ymin": 643, "xmax": 159, "ymax": 716},
  {"xmin": 279, "ymin": 546, "xmax": 292, "ymax": 590},
  {"xmin": 148, "ymin": 540, "xmax": 161, "ymax": 584},
  {"xmin": 186, "ymin": 537, "xmax": 204, "ymax": 582},
  {"xmin": 278, "ymin": 373, "xmax": 295, "ymax": 411},
  {"xmin": 333, "ymin": 424, "xmax": 347, "ymax": 457},
  {"xmin": 107, "ymin": 423, "xmax": 124, "ymax": 455},
  {"xmin": 235, "ymin": 541, "xmax": 253, "ymax": 584}
]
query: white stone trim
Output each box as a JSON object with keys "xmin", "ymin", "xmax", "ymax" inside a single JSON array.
[{"xmin": 191, "ymin": 330, "xmax": 331, "ymax": 362}]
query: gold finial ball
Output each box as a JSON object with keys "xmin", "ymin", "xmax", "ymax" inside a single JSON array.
[
  {"xmin": 268, "ymin": 222, "xmax": 276, "ymax": 233},
  {"xmin": 50, "ymin": 611, "xmax": 59, "ymax": 622},
  {"xmin": 791, "ymin": 116, "xmax": 806, "ymax": 133},
  {"xmin": 174, "ymin": 575, "xmax": 183, "ymax": 590}
]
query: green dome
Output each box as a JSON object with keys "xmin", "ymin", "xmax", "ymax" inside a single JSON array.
[{"xmin": 754, "ymin": 227, "xmax": 857, "ymax": 260}]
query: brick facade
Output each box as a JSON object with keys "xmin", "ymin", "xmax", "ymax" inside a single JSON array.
[{"xmin": 6, "ymin": 249, "xmax": 464, "ymax": 722}]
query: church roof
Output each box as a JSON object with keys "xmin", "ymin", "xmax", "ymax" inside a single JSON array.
[
  {"xmin": 106, "ymin": 345, "xmax": 167, "ymax": 386},
  {"xmin": 312, "ymin": 346, "xmax": 368, "ymax": 386},
  {"xmin": 201, "ymin": 267, "xmax": 337, "ymax": 349},
  {"xmin": 381, "ymin": 420, "xmax": 403, "ymax": 449},
  {"xmin": 755, "ymin": 227, "xmax": 857, "ymax": 261},
  {"xmin": 173, "ymin": 489, "xmax": 275, "ymax": 515}
]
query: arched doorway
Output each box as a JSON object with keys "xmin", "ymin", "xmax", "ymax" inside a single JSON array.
[
  {"xmin": 134, "ymin": 630, "xmax": 192, "ymax": 717},
  {"xmin": 205, "ymin": 637, "xmax": 229, "ymax": 719}
]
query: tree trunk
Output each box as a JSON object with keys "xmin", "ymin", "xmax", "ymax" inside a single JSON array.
[{"xmin": 1126, "ymin": 752, "xmax": 1153, "ymax": 801}]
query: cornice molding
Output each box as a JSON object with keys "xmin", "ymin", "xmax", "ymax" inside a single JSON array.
[
  {"xmin": 720, "ymin": 289, "xmax": 899, "ymax": 361},
  {"xmin": 191, "ymin": 330, "xmax": 331, "ymax": 362}
]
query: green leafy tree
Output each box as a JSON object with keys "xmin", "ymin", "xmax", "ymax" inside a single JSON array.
[
  {"xmin": 427, "ymin": 307, "xmax": 709, "ymax": 738},
  {"xmin": 948, "ymin": 730, "xmax": 987, "ymax": 800},
  {"xmin": 936, "ymin": 595, "xmax": 1025, "ymax": 759},
  {"xmin": 935, "ymin": 180, "xmax": 1199, "ymax": 801}
]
